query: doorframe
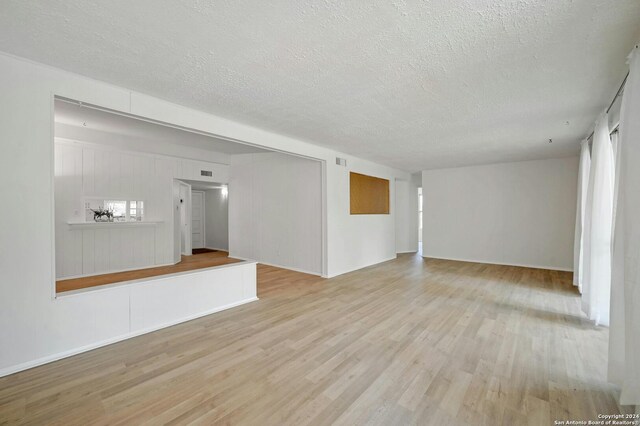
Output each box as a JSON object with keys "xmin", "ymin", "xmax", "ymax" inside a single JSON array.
[
  {"xmin": 177, "ymin": 180, "xmax": 192, "ymax": 256},
  {"xmin": 191, "ymin": 190, "xmax": 205, "ymax": 250}
]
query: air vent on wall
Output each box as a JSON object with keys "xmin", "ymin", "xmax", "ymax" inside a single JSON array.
[
  {"xmin": 201, "ymin": 170, "xmax": 213, "ymax": 177},
  {"xmin": 336, "ymin": 157, "xmax": 347, "ymax": 167}
]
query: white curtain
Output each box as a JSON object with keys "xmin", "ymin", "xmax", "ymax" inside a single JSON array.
[
  {"xmin": 610, "ymin": 130, "xmax": 620, "ymax": 239},
  {"xmin": 608, "ymin": 45, "xmax": 640, "ymax": 405},
  {"xmin": 611, "ymin": 131, "xmax": 619, "ymax": 168},
  {"xmin": 581, "ymin": 113, "xmax": 614, "ymax": 326},
  {"xmin": 573, "ymin": 140, "xmax": 591, "ymax": 290}
]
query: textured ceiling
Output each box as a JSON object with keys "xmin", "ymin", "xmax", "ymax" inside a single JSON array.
[
  {"xmin": 1, "ymin": 1, "xmax": 639, "ymax": 171},
  {"xmin": 55, "ymin": 100, "xmax": 270, "ymax": 155}
]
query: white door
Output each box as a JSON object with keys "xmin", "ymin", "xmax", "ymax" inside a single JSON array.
[{"xmin": 191, "ymin": 191, "xmax": 205, "ymax": 249}]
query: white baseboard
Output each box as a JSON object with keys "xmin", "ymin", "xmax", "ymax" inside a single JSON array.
[
  {"xmin": 205, "ymin": 246, "xmax": 229, "ymax": 252},
  {"xmin": 325, "ymin": 255, "xmax": 398, "ymax": 279},
  {"xmin": 0, "ymin": 297, "xmax": 258, "ymax": 378},
  {"xmin": 421, "ymin": 254, "xmax": 573, "ymax": 272},
  {"xmin": 229, "ymin": 255, "xmax": 322, "ymax": 277},
  {"xmin": 396, "ymin": 250, "xmax": 418, "ymax": 254}
]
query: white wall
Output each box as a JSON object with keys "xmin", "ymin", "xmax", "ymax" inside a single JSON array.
[
  {"xmin": 229, "ymin": 152, "xmax": 323, "ymax": 275},
  {"xmin": 0, "ymin": 52, "xmax": 409, "ymax": 375},
  {"xmin": 56, "ymin": 122, "xmax": 230, "ymax": 165},
  {"xmin": 410, "ymin": 171, "xmax": 422, "ymax": 188},
  {"xmin": 395, "ymin": 179, "xmax": 419, "ymax": 253},
  {"xmin": 329, "ymin": 160, "xmax": 401, "ymax": 276},
  {"xmin": 204, "ymin": 188, "xmax": 229, "ymax": 251},
  {"xmin": 54, "ymin": 139, "xmax": 228, "ymax": 279},
  {"xmin": 1, "ymin": 262, "xmax": 257, "ymax": 378},
  {"xmin": 121, "ymin": 94, "xmax": 409, "ymax": 279},
  {"xmin": 422, "ymin": 157, "xmax": 578, "ymax": 270}
]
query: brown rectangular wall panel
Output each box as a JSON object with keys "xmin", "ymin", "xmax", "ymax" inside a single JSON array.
[{"xmin": 350, "ymin": 172, "xmax": 390, "ymax": 214}]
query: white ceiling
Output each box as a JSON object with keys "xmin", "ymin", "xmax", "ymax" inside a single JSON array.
[
  {"xmin": 2, "ymin": 1, "xmax": 639, "ymax": 171},
  {"xmin": 55, "ymin": 100, "xmax": 270, "ymax": 155}
]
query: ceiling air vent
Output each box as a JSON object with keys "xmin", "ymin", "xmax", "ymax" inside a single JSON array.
[
  {"xmin": 336, "ymin": 157, "xmax": 347, "ymax": 167},
  {"xmin": 201, "ymin": 170, "xmax": 213, "ymax": 177}
]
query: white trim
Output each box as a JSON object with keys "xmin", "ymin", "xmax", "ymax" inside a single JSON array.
[
  {"xmin": 321, "ymin": 160, "xmax": 328, "ymax": 278},
  {"xmin": 0, "ymin": 296, "xmax": 258, "ymax": 378},
  {"xmin": 396, "ymin": 250, "xmax": 418, "ymax": 254},
  {"xmin": 177, "ymin": 180, "xmax": 192, "ymax": 256},
  {"xmin": 230, "ymin": 255, "xmax": 323, "ymax": 277},
  {"xmin": 325, "ymin": 255, "xmax": 398, "ymax": 279},
  {"xmin": 50, "ymin": 92, "xmax": 57, "ymax": 301},
  {"xmin": 67, "ymin": 220, "xmax": 162, "ymax": 230},
  {"xmin": 420, "ymin": 254, "xmax": 573, "ymax": 272}
]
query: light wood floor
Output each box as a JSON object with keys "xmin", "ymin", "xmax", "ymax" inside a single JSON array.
[
  {"xmin": 1, "ymin": 254, "xmax": 631, "ymax": 425},
  {"xmin": 56, "ymin": 251, "xmax": 242, "ymax": 293}
]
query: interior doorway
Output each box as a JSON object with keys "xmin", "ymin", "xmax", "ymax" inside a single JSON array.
[
  {"xmin": 191, "ymin": 190, "xmax": 205, "ymax": 249},
  {"xmin": 181, "ymin": 179, "xmax": 229, "ymax": 254}
]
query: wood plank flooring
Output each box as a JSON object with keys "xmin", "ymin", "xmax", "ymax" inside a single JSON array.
[
  {"xmin": 56, "ymin": 251, "xmax": 242, "ymax": 293},
  {"xmin": 2, "ymin": 254, "xmax": 632, "ymax": 425}
]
